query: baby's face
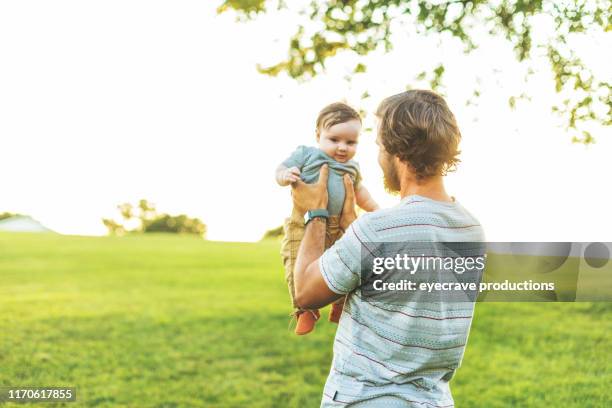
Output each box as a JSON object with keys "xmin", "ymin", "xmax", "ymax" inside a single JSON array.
[{"xmin": 317, "ymin": 119, "xmax": 361, "ymax": 163}]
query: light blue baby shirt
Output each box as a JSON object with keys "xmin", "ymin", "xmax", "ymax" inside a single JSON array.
[{"xmin": 282, "ymin": 145, "xmax": 361, "ymax": 215}]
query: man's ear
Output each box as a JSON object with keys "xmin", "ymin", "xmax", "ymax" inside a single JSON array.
[
  {"xmin": 394, "ymin": 156, "xmax": 406, "ymax": 176},
  {"xmin": 395, "ymin": 156, "xmax": 417, "ymax": 181},
  {"xmin": 393, "ymin": 155, "xmax": 403, "ymax": 172}
]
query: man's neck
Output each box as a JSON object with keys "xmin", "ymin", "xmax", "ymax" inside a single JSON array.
[{"xmin": 399, "ymin": 175, "xmax": 453, "ymax": 202}]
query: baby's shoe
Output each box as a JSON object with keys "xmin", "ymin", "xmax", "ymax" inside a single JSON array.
[
  {"xmin": 329, "ymin": 301, "xmax": 344, "ymax": 323},
  {"xmin": 295, "ymin": 310, "xmax": 320, "ymax": 335}
]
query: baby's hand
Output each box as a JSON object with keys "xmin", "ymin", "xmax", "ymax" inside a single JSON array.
[{"xmin": 282, "ymin": 166, "xmax": 301, "ymax": 185}]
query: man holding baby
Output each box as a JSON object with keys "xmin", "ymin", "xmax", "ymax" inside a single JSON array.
[{"xmin": 292, "ymin": 90, "xmax": 484, "ymax": 407}]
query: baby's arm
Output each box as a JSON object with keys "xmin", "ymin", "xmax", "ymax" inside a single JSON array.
[
  {"xmin": 355, "ymin": 184, "xmax": 379, "ymax": 212},
  {"xmin": 275, "ymin": 164, "xmax": 301, "ymax": 186},
  {"xmin": 277, "ymin": 146, "xmax": 307, "ymax": 186}
]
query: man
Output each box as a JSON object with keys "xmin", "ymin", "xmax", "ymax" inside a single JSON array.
[{"xmin": 292, "ymin": 90, "xmax": 485, "ymax": 407}]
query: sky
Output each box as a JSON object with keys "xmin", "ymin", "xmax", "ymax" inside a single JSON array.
[{"xmin": 1, "ymin": 1, "xmax": 610, "ymax": 242}]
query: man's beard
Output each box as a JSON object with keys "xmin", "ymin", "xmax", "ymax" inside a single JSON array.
[{"xmin": 381, "ymin": 155, "xmax": 401, "ymax": 194}]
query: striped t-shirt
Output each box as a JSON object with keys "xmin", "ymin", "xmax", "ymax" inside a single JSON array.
[{"xmin": 319, "ymin": 195, "xmax": 485, "ymax": 407}]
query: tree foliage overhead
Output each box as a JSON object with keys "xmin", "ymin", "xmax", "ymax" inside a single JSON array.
[
  {"xmin": 102, "ymin": 199, "xmax": 207, "ymax": 238},
  {"xmin": 218, "ymin": 0, "xmax": 611, "ymax": 144}
]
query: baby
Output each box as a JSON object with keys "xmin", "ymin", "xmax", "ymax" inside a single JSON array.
[{"xmin": 276, "ymin": 102, "xmax": 379, "ymax": 335}]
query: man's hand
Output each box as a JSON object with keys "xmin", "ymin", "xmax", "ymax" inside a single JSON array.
[
  {"xmin": 340, "ymin": 174, "xmax": 357, "ymax": 232},
  {"xmin": 291, "ymin": 164, "xmax": 329, "ymax": 216}
]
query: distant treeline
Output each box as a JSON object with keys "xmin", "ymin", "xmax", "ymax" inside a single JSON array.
[
  {"xmin": 262, "ymin": 225, "xmax": 283, "ymax": 240},
  {"xmin": 103, "ymin": 199, "xmax": 206, "ymax": 238},
  {"xmin": 0, "ymin": 212, "xmax": 23, "ymax": 221}
]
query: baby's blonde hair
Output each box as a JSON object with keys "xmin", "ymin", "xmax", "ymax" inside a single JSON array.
[{"xmin": 315, "ymin": 102, "xmax": 361, "ymax": 136}]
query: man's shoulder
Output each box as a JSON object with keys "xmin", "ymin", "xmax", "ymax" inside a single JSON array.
[
  {"xmin": 350, "ymin": 199, "xmax": 484, "ymax": 241},
  {"xmin": 347, "ymin": 210, "xmax": 385, "ymax": 238},
  {"xmin": 349, "ymin": 206, "xmax": 404, "ymax": 236}
]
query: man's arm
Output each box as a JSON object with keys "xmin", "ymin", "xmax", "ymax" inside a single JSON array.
[
  {"xmin": 293, "ymin": 218, "xmax": 341, "ymax": 309},
  {"xmin": 293, "ymin": 171, "xmax": 358, "ymax": 310}
]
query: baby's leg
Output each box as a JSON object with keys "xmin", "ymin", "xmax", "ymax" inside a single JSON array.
[{"xmin": 280, "ymin": 215, "xmax": 304, "ymax": 310}]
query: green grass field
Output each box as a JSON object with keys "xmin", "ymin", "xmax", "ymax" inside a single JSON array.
[{"xmin": 1, "ymin": 232, "xmax": 610, "ymax": 407}]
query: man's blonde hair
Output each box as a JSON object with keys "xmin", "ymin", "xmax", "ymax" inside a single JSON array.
[{"xmin": 376, "ymin": 90, "xmax": 461, "ymax": 180}]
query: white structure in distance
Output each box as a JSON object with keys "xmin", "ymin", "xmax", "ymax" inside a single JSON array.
[{"xmin": 0, "ymin": 215, "xmax": 54, "ymax": 233}]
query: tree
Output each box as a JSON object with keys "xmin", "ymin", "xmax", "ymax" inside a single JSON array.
[
  {"xmin": 0, "ymin": 212, "xmax": 22, "ymax": 221},
  {"xmin": 218, "ymin": 0, "xmax": 611, "ymax": 144},
  {"xmin": 102, "ymin": 199, "xmax": 207, "ymax": 238},
  {"xmin": 137, "ymin": 199, "xmax": 157, "ymax": 227},
  {"xmin": 261, "ymin": 224, "xmax": 283, "ymax": 240},
  {"xmin": 102, "ymin": 218, "xmax": 126, "ymax": 236},
  {"xmin": 144, "ymin": 214, "xmax": 207, "ymax": 236}
]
